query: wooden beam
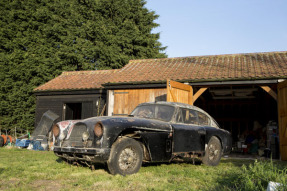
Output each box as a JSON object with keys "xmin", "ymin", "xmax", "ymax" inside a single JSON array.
[
  {"xmin": 188, "ymin": 86, "xmax": 193, "ymax": 105},
  {"xmin": 169, "ymin": 80, "xmax": 191, "ymax": 91},
  {"xmin": 193, "ymin": 88, "xmax": 208, "ymax": 103},
  {"xmin": 260, "ymin": 86, "xmax": 277, "ymax": 101}
]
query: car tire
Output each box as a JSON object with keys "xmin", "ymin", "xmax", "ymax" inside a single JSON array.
[
  {"xmin": 202, "ymin": 136, "xmax": 222, "ymax": 166},
  {"xmin": 107, "ymin": 137, "xmax": 143, "ymax": 175},
  {"xmin": 0, "ymin": 136, "xmax": 4, "ymax": 147}
]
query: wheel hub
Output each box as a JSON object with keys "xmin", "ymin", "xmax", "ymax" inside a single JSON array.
[
  {"xmin": 118, "ymin": 147, "xmax": 137, "ymax": 170},
  {"xmin": 208, "ymin": 144, "xmax": 219, "ymax": 160}
]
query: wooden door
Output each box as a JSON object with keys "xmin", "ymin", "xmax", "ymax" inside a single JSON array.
[
  {"xmin": 167, "ymin": 79, "xmax": 193, "ymax": 105},
  {"xmin": 278, "ymin": 80, "xmax": 287, "ymax": 160}
]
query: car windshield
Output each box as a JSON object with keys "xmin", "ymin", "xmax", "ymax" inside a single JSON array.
[{"xmin": 131, "ymin": 104, "xmax": 175, "ymax": 122}]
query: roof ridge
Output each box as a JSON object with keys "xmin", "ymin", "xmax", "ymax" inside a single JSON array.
[
  {"xmin": 62, "ymin": 69, "xmax": 119, "ymax": 76},
  {"xmin": 128, "ymin": 51, "xmax": 287, "ymax": 62}
]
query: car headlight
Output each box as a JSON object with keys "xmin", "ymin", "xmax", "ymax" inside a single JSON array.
[
  {"xmin": 82, "ymin": 131, "xmax": 90, "ymax": 141},
  {"xmin": 94, "ymin": 122, "xmax": 103, "ymax": 137},
  {"xmin": 52, "ymin": 124, "xmax": 60, "ymax": 138}
]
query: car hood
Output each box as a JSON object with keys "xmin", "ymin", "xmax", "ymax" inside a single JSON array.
[{"xmin": 80, "ymin": 116, "xmax": 172, "ymax": 132}]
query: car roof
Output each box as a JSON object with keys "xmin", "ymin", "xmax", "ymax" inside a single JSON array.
[
  {"xmin": 137, "ymin": 101, "xmax": 209, "ymax": 115},
  {"xmin": 136, "ymin": 101, "xmax": 220, "ymax": 128}
]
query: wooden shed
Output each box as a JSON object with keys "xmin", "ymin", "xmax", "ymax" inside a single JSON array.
[
  {"xmin": 35, "ymin": 51, "xmax": 287, "ymax": 160},
  {"xmin": 34, "ymin": 70, "xmax": 118, "ymax": 126}
]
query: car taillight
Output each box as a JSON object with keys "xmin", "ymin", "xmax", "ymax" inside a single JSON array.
[
  {"xmin": 94, "ymin": 122, "xmax": 103, "ymax": 137},
  {"xmin": 52, "ymin": 124, "xmax": 60, "ymax": 138}
]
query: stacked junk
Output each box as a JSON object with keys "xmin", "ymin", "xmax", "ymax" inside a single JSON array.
[{"xmin": 0, "ymin": 110, "xmax": 59, "ymax": 151}]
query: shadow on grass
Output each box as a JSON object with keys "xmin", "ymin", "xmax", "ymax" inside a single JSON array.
[
  {"xmin": 55, "ymin": 157, "xmax": 110, "ymax": 172},
  {"xmin": 0, "ymin": 168, "xmax": 5, "ymax": 175},
  {"xmin": 142, "ymin": 160, "xmax": 202, "ymax": 168}
]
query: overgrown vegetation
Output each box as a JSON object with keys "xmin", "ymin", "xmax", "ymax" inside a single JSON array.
[
  {"xmin": 0, "ymin": 0, "xmax": 166, "ymax": 132},
  {"xmin": 234, "ymin": 160, "xmax": 287, "ymax": 190},
  {"xmin": 0, "ymin": 148, "xmax": 286, "ymax": 190}
]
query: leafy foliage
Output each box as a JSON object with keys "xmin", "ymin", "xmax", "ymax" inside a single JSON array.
[{"xmin": 0, "ymin": 0, "xmax": 166, "ymax": 132}]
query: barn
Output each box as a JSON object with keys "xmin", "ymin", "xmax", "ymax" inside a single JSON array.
[{"xmin": 34, "ymin": 51, "xmax": 287, "ymax": 160}]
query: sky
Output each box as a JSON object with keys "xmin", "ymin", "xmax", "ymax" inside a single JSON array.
[{"xmin": 145, "ymin": 0, "xmax": 287, "ymax": 58}]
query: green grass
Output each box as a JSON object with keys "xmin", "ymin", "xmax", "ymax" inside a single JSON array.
[{"xmin": 0, "ymin": 148, "xmax": 286, "ymax": 191}]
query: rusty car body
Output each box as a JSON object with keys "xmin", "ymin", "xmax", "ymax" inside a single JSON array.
[{"xmin": 53, "ymin": 101, "xmax": 232, "ymax": 175}]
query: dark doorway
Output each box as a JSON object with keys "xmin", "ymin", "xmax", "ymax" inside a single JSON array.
[
  {"xmin": 64, "ymin": 103, "xmax": 82, "ymax": 120},
  {"xmin": 195, "ymin": 84, "xmax": 279, "ymax": 158}
]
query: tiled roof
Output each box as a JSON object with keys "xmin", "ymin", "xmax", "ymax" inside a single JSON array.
[
  {"xmin": 108, "ymin": 51, "xmax": 287, "ymax": 84},
  {"xmin": 35, "ymin": 51, "xmax": 287, "ymax": 91},
  {"xmin": 34, "ymin": 70, "xmax": 118, "ymax": 91}
]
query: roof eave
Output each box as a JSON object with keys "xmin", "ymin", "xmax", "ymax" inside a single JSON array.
[{"xmin": 103, "ymin": 76, "xmax": 287, "ymax": 87}]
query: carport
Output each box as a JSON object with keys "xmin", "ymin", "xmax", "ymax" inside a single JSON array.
[
  {"xmin": 105, "ymin": 51, "xmax": 287, "ymax": 160},
  {"xmin": 189, "ymin": 80, "xmax": 281, "ymax": 159}
]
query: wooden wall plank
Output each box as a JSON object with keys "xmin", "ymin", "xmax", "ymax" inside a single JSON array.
[{"xmin": 113, "ymin": 88, "xmax": 167, "ymax": 115}]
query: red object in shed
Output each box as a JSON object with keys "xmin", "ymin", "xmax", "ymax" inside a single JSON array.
[
  {"xmin": 6, "ymin": 135, "xmax": 12, "ymax": 144},
  {"xmin": 1, "ymin": 135, "xmax": 7, "ymax": 145}
]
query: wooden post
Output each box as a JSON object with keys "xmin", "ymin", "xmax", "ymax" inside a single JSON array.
[{"xmin": 278, "ymin": 80, "xmax": 287, "ymax": 160}]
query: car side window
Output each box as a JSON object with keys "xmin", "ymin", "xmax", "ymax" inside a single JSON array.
[
  {"xmin": 176, "ymin": 108, "xmax": 198, "ymax": 124},
  {"xmin": 197, "ymin": 112, "xmax": 210, "ymax": 126},
  {"xmin": 175, "ymin": 109, "xmax": 184, "ymax": 123}
]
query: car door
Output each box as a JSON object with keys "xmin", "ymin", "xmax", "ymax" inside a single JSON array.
[{"xmin": 172, "ymin": 108, "xmax": 206, "ymax": 152}]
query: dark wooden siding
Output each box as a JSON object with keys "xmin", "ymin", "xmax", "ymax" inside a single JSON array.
[{"xmin": 35, "ymin": 93, "xmax": 106, "ymax": 127}]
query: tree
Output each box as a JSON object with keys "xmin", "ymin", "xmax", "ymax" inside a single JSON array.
[{"xmin": 0, "ymin": 0, "xmax": 166, "ymax": 132}]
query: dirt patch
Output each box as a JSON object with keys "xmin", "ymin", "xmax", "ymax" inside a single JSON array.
[
  {"xmin": 0, "ymin": 178, "xmax": 21, "ymax": 190},
  {"xmin": 31, "ymin": 180, "xmax": 63, "ymax": 191}
]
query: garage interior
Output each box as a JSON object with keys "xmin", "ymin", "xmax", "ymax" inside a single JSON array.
[{"xmin": 195, "ymin": 84, "xmax": 280, "ymax": 158}]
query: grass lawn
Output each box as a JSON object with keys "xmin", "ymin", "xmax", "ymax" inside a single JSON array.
[{"xmin": 0, "ymin": 147, "xmax": 286, "ymax": 191}]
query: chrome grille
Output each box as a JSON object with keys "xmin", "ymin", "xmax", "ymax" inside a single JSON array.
[{"xmin": 63, "ymin": 124, "xmax": 87, "ymax": 147}]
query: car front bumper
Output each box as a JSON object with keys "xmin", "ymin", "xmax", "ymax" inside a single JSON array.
[{"xmin": 53, "ymin": 146, "xmax": 110, "ymax": 162}]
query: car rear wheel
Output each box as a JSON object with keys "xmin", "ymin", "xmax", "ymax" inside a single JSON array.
[
  {"xmin": 107, "ymin": 137, "xmax": 143, "ymax": 175},
  {"xmin": 202, "ymin": 136, "xmax": 222, "ymax": 166}
]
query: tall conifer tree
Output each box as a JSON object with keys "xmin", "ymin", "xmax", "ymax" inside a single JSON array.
[{"xmin": 0, "ymin": 0, "xmax": 166, "ymax": 131}]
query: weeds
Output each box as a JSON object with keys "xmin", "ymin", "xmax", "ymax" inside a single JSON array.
[{"xmin": 234, "ymin": 159, "xmax": 287, "ymax": 191}]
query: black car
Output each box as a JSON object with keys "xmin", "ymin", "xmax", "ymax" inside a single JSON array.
[{"xmin": 53, "ymin": 102, "xmax": 232, "ymax": 175}]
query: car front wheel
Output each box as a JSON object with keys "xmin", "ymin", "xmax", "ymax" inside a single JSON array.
[
  {"xmin": 202, "ymin": 136, "xmax": 222, "ymax": 166},
  {"xmin": 107, "ymin": 137, "xmax": 143, "ymax": 175}
]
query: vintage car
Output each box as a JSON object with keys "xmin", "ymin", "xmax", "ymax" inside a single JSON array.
[{"xmin": 53, "ymin": 102, "xmax": 232, "ymax": 175}]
